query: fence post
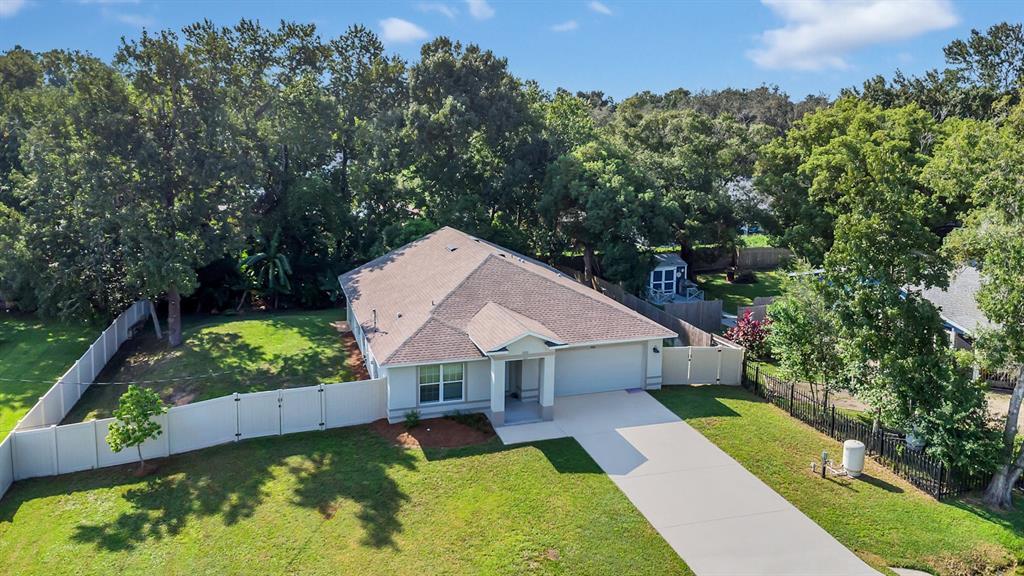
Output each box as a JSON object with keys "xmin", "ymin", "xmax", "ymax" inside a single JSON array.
[
  {"xmin": 754, "ymin": 365, "xmax": 760, "ymax": 396},
  {"xmin": 318, "ymin": 384, "xmax": 326, "ymax": 431},
  {"xmin": 830, "ymin": 405, "xmax": 836, "ymax": 438},
  {"xmin": 233, "ymin": 392, "xmax": 241, "ymax": 441},
  {"xmin": 789, "ymin": 383, "xmax": 795, "ymax": 415},
  {"xmin": 938, "ymin": 462, "xmax": 946, "ymax": 499},
  {"xmin": 716, "ymin": 347, "xmax": 722, "ymax": 384}
]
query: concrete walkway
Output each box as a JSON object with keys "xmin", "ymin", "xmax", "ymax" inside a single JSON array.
[{"xmin": 496, "ymin": 390, "xmax": 879, "ymax": 576}]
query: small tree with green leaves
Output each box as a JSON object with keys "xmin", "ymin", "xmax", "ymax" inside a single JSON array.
[
  {"xmin": 107, "ymin": 385, "xmax": 167, "ymax": 474},
  {"xmin": 767, "ymin": 269, "xmax": 842, "ymax": 405}
]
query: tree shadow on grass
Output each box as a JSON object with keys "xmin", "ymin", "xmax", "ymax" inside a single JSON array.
[
  {"xmin": 949, "ymin": 494, "xmax": 1024, "ymax": 534},
  {"xmin": 45, "ymin": 427, "xmax": 416, "ymax": 552}
]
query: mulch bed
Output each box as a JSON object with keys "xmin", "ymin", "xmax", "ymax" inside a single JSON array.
[
  {"xmin": 331, "ymin": 320, "xmax": 371, "ymax": 381},
  {"xmin": 370, "ymin": 416, "xmax": 496, "ymax": 449}
]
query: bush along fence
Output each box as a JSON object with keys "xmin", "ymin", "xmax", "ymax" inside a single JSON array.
[
  {"xmin": 2, "ymin": 378, "xmax": 388, "ymax": 493},
  {"xmin": 742, "ymin": 363, "xmax": 994, "ymax": 500}
]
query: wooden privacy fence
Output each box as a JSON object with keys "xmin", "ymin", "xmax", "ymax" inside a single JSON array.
[
  {"xmin": 2, "ymin": 378, "xmax": 388, "ymax": 488},
  {"xmin": 662, "ymin": 346, "xmax": 744, "ymax": 385},
  {"xmin": 664, "ymin": 300, "xmax": 722, "ymax": 334},
  {"xmin": 743, "ymin": 364, "xmax": 997, "ymax": 499},
  {"xmin": 737, "ymin": 247, "xmax": 792, "ymax": 270},
  {"xmin": 555, "ymin": 265, "xmax": 712, "ymax": 346},
  {"xmin": 14, "ymin": 301, "xmax": 153, "ymax": 432}
]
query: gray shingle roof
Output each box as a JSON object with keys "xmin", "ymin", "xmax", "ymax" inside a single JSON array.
[
  {"xmin": 920, "ymin": 266, "xmax": 995, "ymax": 336},
  {"xmin": 339, "ymin": 227, "xmax": 674, "ymax": 366}
]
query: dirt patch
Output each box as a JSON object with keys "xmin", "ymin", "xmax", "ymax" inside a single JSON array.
[
  {"xmin": 331, "ymin": 320, "xmax": 371, "ymax": 381},
  {"xmin": 117, "ymin": 458, "xmax": 165, "ymax": 478},
  {"xmin": 370, "ymin": 416, "xmax": 495, "ymax": 449}
]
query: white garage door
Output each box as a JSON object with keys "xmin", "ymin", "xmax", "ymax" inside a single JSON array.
[{"xmin": 554, "ymin": 342, "xmax": 643, "ymax": 396}]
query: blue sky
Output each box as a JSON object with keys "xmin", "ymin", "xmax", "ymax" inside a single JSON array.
[{"xmin": 1, "ymin": 1, "xmax": 1021, "ymax": 100}]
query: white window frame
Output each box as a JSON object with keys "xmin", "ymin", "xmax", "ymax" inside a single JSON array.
[
  {"xmin": 650, "ymin": 268, "xmax": 676, "ymax": 294},
  {"xmin": 417, "ymin": 362, "xmax": 465, "ymax": 405}
]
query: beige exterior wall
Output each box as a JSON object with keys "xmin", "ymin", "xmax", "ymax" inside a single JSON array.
[{"xmin": 383, "ymin": 359, "xmax": 491, "ymax": 422}]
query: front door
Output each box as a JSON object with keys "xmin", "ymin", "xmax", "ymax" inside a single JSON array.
[{"xmin": 506, "ymin": 360, "xmax": 523, "ymax": 398}]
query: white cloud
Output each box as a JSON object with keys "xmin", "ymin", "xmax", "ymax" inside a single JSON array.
[
  {"xmin": 551, "ymin": 20, "xmax": 579, "ymax": 33},
  {"xmin": 748, "ymin": 0, "xmax": 958, "ymax": 71},
  {"xmin": 108, "ymin": 10, "xmax": 155, "ymax": 28},
  {"xmin": 588, "ymin": 1, "xmax": 612, "ymax": 15},
  {"xmin": 418, "ymin": 2, "xmax": 457, "ymax": 19},
  {"xmin": 379, "ymin": 17, "xmax": 430, "ymax": 43},
  {"xmin": 0, "ymin": 0, "xmax": 26, "ymax": 18},
  {"xmin": 465, "ymin": 0, "xmax": 494, "ymax": 20}
]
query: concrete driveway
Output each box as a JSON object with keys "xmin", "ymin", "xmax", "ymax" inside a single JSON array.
[{"xmin": 496, "ymin": 390, "xmax": 878, "ymax": 576}]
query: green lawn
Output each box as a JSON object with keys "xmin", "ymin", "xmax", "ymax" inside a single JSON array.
[
  {"xmin": 0, "ymin": 314, "xmax": 97, "ymax": 439},
  {"xmin": 696, "ymin": 270, "xmax": 787, "ymax": 314},
  {"xmin": 653, "ymin": 386, "xmax": 1024, "ymax": 576},
  {"xmin": 0, "ymin": 427, "xmax": 690, "ymax": 576},
  {"xmin": 737, "ymin": 233, "xmax": 772, "ymax": 248},
  {"xmin": 65, "ymin": 309, "xmax": 359, "ymax": 423}
]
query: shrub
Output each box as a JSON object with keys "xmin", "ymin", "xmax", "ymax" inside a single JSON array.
[
  {"xmin": 733, "ymin": 269, "xmax": 757, "ymax": 284},
  {"xmin": 446, "ymin": 410, "xmax": 491, "ymax": 433},
  {"xmin": 725, "ymin": 309, "xmax": 772, "ymax": 359},
  {"xmin": 403, "ymin": 409, "xmax": 421, "ymax": 430}
]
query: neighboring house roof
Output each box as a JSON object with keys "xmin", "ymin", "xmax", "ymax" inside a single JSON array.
[
  {"xmin": 653, "ymin": 253, "xmax": 687, "ymax": 269},
  {"xmin": 339, "ymin": 227, "xmax": 675, "ymax": 366},
  {"xmin": 920, "ymin": 266, "xmax": 995, "ymax": 336}
]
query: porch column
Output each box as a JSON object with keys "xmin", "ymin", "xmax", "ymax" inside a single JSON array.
[
  {"xmin": 490, "ymin": 358, "xmax": 506, "ymax": 426},
  {"xmin": 540, "ymin": 355, "xmax": 555, "ymax": 421}
]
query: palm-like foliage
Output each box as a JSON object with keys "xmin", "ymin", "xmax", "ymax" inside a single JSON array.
[{"xmin": 242, "ymin": 229, "xmax": 293, "ymax": 309}]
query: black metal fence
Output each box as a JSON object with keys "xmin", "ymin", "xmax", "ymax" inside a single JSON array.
[{"xmin": 742, "ymin": 363, "xmax": 990, "ymax": 500}]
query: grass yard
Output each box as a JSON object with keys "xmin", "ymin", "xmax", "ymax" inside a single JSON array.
[
  {"xmin": 0, "ymin": 427, "xmax": 690, "ymax": 576},
  {"xmin": 65, "ymin": 309, "xmax": 363, "ymax": 423},
  {"xmin": 0, "ymin": 314, "xmax": 97, "ymax": 439},
  {"xmin": 653, "ymin": 385, "xmax": 1024, "ymax": 576},
  {"xmin": 737, "ymin": 233, "xmax": 772, "ymax": 247},
  {"xmin": 696, "ymin": 270, "xmax": 787, "ymax": 314}
]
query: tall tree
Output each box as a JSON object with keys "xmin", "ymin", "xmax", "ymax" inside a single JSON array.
[
  {"xmin": 539, "ymin": 138, "xmax": 670, "ymax": 289},
  {"xmin": 0, "ymin": 51, "xmax": 139, "ymax": 318},
  {"xmin": 930, "ymin": 102, "xmax": 1024, "ymax": 508},
  {"xmin": 406, "ymin": 38, "xmax": 544, "ymax": 238},
  {"xmin": 115, "ymin": 25, "xmax": 253, "ymax": 345},
  {"xmin": 848, "ymin": 22, "xmax": 1023, "ymax": 120},
  {"xmin": 792, "ymin": 99, "xmax": 995, "ymax": 471}
]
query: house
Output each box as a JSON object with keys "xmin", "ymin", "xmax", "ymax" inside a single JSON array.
[
  {"xmin": 339, "ymin": 227, "xmax": 675, "ymax": 426},
  {"xmin": 920, "ymin": 266, "xmax": 995, "ymax": 349},
  {"xmin": 646, "ymin": 253, "xmax": 703, "ymax": 305}
]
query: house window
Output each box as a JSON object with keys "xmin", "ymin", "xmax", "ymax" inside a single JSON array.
[
  {"xmin": 418, "ymin": 363, "xmax": 464, "ymax": 404},
  {"xmin": 651, "ymin": 269, "xmax": 675, "ymax": 293}
]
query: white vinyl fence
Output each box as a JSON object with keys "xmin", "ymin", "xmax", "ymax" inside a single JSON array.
[
  {"xmin": 662, "ymin": 346, "xmax": 745, "ymax": 386},
  {"xmin": 14, "ymin": 300, "xmax": 153, "ymax": 432},
  {"xmin": 5, "ymin": 378, "xmax": 387, "ymax": 483}
]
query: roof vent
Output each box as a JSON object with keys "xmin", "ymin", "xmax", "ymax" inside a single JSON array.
[{"xmin": 446, "ymin": 244, "xmax": 458, "ymax": 252}]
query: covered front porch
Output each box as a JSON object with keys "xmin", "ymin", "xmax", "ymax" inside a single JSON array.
[{"xmin": 485, "ymin": 347, "xmax": 556, "ymax": 427}]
